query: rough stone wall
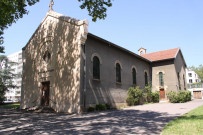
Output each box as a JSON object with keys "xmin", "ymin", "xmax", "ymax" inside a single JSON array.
[
  {"xmin": 84, "ymin": 35, "xmax": 151, "ymax": 107},
  {"xmin": 21, "ymin": 11, "xmax": 88, "ymax": 113}
]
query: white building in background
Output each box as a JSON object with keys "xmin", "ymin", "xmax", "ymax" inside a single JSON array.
[
  {"xmin": 186, "ymin": 68, "xmax": 201, "ymax": 84},
  {"xmin": 5, "ymin": 50, "xmax": 23, "ymax": 101}
]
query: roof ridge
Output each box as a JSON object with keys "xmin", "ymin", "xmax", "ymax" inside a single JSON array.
[{"xmin": 142, "ymin": 47, "xmax": 179, "ymax": 55}]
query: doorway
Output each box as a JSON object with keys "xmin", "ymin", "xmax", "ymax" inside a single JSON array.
[
  {"xmin": 159, "ymin": 88, "xmax": 165, "ymax": 100},
  {"xmin": 41, "ymin": 81, "xmax": 50, "ymax": 106}
]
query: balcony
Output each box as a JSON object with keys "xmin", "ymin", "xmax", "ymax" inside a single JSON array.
[{"xmin": 188, "ymin": 83, "xmax": 203, "ymax": 89}]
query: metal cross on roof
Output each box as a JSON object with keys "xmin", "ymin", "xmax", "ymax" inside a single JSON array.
[{"xmin": 49, "ymin": 0, "xmax": 54, "ymax": 10}]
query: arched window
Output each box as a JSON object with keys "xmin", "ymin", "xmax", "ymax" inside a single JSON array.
[
  {"xmin": 93, "ymin": 56, "xmax": 100, "ymax": 79},
  {"xmin": 145, "ymin": 72, "xmax": 148, "ymax": 86},
  {"xmin": 116, "ymin": 63, "xmax": 121, "ymax": 83},
  {"xmin": 159, "ymin": 72, "xmax": 164, "ymax": 86},
  {"xmin": 178, "ymin": 72, "xmax": 181, "ymax": 90},
  {"xmin": 183, "ymin": 75, "xmax": 186, "ymax": 90},
  {"xmin": 132, "ymin": 68, "xmax": 136, "ymax": 85},
  {"xmin": 43, "ymin": 51, "xmax": 51, "ymax": 63}
]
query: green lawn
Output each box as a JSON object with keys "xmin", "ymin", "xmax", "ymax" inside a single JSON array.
[
  {"xmin": 0, "ymin": 103, "xmax": 20, "ymax": 109},
  {"xmin": 162, "ymin": 105, "xmax": 203, "ymax": 135}
]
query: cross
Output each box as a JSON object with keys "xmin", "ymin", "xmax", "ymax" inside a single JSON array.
[{"xmin": 49, "ymin": 0, "xmax": 54, "ymax": 10}]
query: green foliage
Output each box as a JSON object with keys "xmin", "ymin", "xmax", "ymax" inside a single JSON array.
[
  {"xmin": 87, "ymin": 106, "xmax": 95, "ymax": 112},
  {"xmin": 0, "ymin": 103, "xmax": 20, "ymax": 109},
  {"xmin": 126, "ymin": 87, "xmax": 143, "ymax": 106},
  {"xmin": 190, "ymin": 65, "xmax": 203, "ymax": 83},
  {"xmin": 126, "ymin": 86, "xmax": 160, "ymax": 106},
  {"xmin": 0, "ymin": 55, "xmax": 17, "ymax": 103},
  {"xmin": 167, "ymin": 91, "xmax": 191, "ymax": 103},
  {"xmin": 95, "ymin": 104, "xmax": 106, "ymax": 111},
  {"xmin": 105, "ymin": 103, "xmax": 111, "ymax": 110},
  {"xmin": 151, "ymin": 91, "xmax": 159, "ymax": 103},
  {"xmin": 143, "ymin": 85, "xmax": 152, "ymax": 102},
  {"xmin": 0, "ymin": 0, "xmax": 39, "ymax": 49},
  {"xmin": 78, "ymin": 0, "xmax": 112, "ymax": 22}
]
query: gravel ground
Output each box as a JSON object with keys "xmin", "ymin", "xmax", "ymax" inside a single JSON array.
[{"xmin": 0, "ymin": 99, "xmax": 202, "ymax": 135}]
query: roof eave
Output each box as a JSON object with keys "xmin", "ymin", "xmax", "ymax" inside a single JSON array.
[{"xmin": 88, "ymin": 33, "xmax": 152, "ymax": 63}]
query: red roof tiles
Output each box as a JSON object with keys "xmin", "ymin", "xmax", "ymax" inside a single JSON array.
[{"xmin": 141, "ymin": 48, "xmax": 179, "ymax": 62}]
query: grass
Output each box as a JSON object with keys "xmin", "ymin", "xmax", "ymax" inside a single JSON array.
[
  {"xmin": 162, "ymin": 105, "xmax": 203, "ymax": 135},
  {"xmin": 0, "ymin": 103, "xmax": 20, "ymax": 109}
]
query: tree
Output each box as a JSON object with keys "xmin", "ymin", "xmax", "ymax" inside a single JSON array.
[
  {"xmin": 0, "ymin": 0, "xmax": 112, "ymax": 52},
  {"xmin": 190, "ymin": 65, "xmax": 203, "ymax": 83},
  {"xmin": 0, "ymin": 55, "xmax": 17, "ymax": 103}
]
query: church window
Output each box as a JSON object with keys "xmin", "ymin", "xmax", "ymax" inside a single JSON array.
[
  {"xmin": 116, "ymin": 63, "xmax": 121, "ymax": 83},
  {"xmin": 159, "ymin": 72, "xmax": 164, "ymax": 86},
  {"xmin": 183, "ymin": 75, "xmax": 186, "ymax": 90},
  {"xmin": 178, "ymin": 72, "xmax": 181, "ymax": 90},
  {"xmin": 93, "ymin": 56, "xmax": 100, "ymax": 79},
  {"xmin": 132, "ymin": 68, "xmax": 136, "ymax": 85},
  {"xmin": 145, "ymin": 72, "xmax": 148, "ymax": 86},
  {"xmin": 43, "ymin": 51, "xmax": 51, "ymax": 63}
]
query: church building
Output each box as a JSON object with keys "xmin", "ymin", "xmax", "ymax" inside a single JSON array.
[{"xmin": 20, "ymin": 9, "xmax": 187, "ymax": 113}]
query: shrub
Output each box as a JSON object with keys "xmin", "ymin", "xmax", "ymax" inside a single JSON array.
[
  {"xmin": 167, "ymin": 91, "xmax": 178, "ymax": 103},
  {"xmin": 126, "ymin": 87, "xmax": 143, "ymax": 106},
  {"xmin": 143, "ymin": 86, "xmax": 152, "ymax": 102},
  {"xmin": 87, "ymin": 106, "xmax": 95, "ymax": 112},
  {"xmin": 151, "ymin": 91, "xmax": 159, "ymax": 103},
  {"xmin": 95, "ymin": 104, "xmax": 106, "ymax": 111},
  {"xmin": 105, "ymin": 103, "xmax": 111, "ymax": 110},
  {"xmin": 167, "ymin": 91, "xmax": 191, "ymax": 103}
]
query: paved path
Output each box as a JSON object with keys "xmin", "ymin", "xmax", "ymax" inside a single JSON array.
[{"xmin": 0, "ymin": 99, "xmax": 203, "ymax": 135}]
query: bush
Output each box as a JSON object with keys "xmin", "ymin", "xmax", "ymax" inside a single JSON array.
[
  {"xmin": 152, "ymin": 91, "xmax": 159, "ymax": 103},
  {"xmin": 87, "ymin": 106, "xmax": 95, "ymax": 112},
  {"xmin": 167, "ymin": 91, "xmax": 191, "ymax": 103},
  {"xmin": 143, "ymin": 86, "xmax": 152, "ymax": 103},
  {"xmin": 105, "ymin": 103, "xmax": 111, "ymax": 110},
  {"xmin": 126, "ymin": 87, "xmax": 143, "ymax": 106},
  {"xmin": 95, "ymin": 104, "xmax": 106, "ymax": 111}
]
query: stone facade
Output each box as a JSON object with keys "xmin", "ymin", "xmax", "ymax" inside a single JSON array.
[{"xmin": 21, "ymin": 11, "xmax": 88, "ymax": 113}]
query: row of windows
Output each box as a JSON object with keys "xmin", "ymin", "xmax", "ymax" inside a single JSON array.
[
  {"xmin": 92, "ymin": 56, "xmax": 149, "ymax": 86},
  {"xmin": 160, "ymin": 72, "xmax": 186, "ymax": 90}
]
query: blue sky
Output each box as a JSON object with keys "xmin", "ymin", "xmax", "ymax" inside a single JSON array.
[{"xmin": 3, "ymin": 0, "xmax": 203, "ymax": 67}]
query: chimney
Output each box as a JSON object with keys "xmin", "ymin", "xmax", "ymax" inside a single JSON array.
[{"xmin": 138, "ymin": 47, "xmax": 147, "ymax": 55}]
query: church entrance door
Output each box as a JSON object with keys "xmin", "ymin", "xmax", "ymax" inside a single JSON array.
[
  {"xmin": 159, "ymin": 88, "xmax": 165, "ymax": 100},
  {"xmin": 41, "ymin": 81, "xmax": 50, "ymax": 106}
]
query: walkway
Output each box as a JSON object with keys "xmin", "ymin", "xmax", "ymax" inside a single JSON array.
[{"xmin": 0, "ymin": 99, "xmax": 202, "ymax": 135}]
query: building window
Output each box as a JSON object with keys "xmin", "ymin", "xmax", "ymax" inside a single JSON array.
[
  {"xmin": 116, "ymin": 63, "xmax": 121, "ymax": 83},
  {"xmin": 145, "ymin": 72, "xmax": 148, "ymax": 86},
  {"xmin": 43, "ymin": 51, "xmax": 51, "ymax": 63},
  {"xmin": 188, "ymin": 73, "xmax": 192, "ymax": 77},
  {"xmin": 178, "ymin": 72, "xmax": 181, "ymax": 90},
  {"xmin": 159, "ymin": 72, "xmax": 164, "ymax": 86},
  {"xmin": 93, "ymin": 56, "xmax": 100, "ymax": 79},
  {"xmin": 189, "ymin": 79, "xmax": 193, "ymax": 83},
  {"xmin": 132, "ymin": 68, "xmax": 136, "ymax": 85},
  {"xmin": 183, "ymin": 75, "xmax": 186, "ymax": 90}
]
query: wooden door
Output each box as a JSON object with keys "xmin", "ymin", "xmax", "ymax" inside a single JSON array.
[
  {"xmin": 193, "ymin": 91, "xmax": 201, "ymax": 99},
  {"xmin": 41, "ymin": 81, "xmax": 50, "ymax": 106},
  {"xmin": 159, "ymin": 88, "xmax": 165, "ymax": 100}
]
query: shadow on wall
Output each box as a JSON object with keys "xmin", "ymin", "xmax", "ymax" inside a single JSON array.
[
  {"xmin": 21, "ymin": 14, "xmax": 85, "ymax": 113},
  {"xmin": 87, "ymin": 79, "xmax": 116, "ymax": 107},
  {"xmin": 0, "ymin": 109, "xmax": 179, "ymax": 134}
]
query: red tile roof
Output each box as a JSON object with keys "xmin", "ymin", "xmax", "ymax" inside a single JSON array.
[{"xmin": 141, "ymin": 48, "xmax": 179, "ymax": 62}]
